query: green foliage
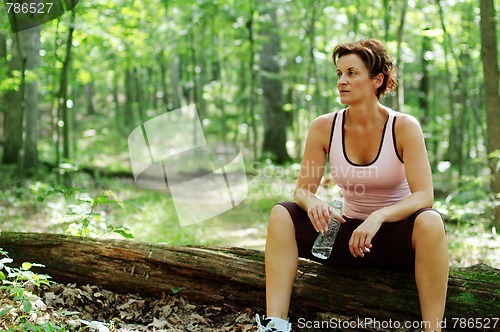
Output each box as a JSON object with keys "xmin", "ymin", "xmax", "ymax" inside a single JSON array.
[
  {"xmin": 435, "ymin": 173, "xmax": 496, "ymax": 224},
  {"xmin": 0, "ymin": 71, "xmax": 22, "ymax": 92},
  {"xmin": 488, "ymin": 150, "xmax": 500, "ymax": 172},
  {"xmin": 35, "ymin": 184, "xmax": 133, "ymax": 239},
  {"xmin": 0, "ymin": 249, "xmax": 65, "ymax": 331},
  {"xmin": 170, "ymin": 287, "xmax": 184, "ymax": 295}
]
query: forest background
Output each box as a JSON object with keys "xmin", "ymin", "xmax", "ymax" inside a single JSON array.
[{"xmin": 0, "ymin": 0, "xmax": 499, "ymax": 270}]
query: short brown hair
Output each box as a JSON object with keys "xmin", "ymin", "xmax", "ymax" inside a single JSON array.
[{"xmin": 332, "ymin": 39, "xmax": 397, "ymax": 98}]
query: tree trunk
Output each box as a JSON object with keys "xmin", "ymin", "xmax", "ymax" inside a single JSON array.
[
  {"xmin": 2, "ymin": 26, "xmax": 40, "ymax": 175},
  {"xmin": 393, "ymin": 0, "xmax": 407, "ymax": 112},
  {"xmin": 436, "ymin": 0, "xmax": 460, "ymax": 171},
  {"xmin": 55, "ymin": 10, "xmax": 75, "ymax": 187},
  {"xmin": 157, "ymin": 50, "xmax": 170, "ymax": 112},
  {"xmin": 0, "ymin": 32, "xmax": 5, "ymax": 144},
  {"xmin": 0, "ymin": 31, "xmax": 5, "ymax": 61},
  {"xmin": 171, "ymin": 55, "xmax": 184, "ymax": 109},
  {"xmin": 3, "ymin": 32, "xmax": 27, "ymax": 165},
  {"xmin": 24, "ymin": 80, "xmax": 40, "ymax": 175},
  {"xmin": 258, "ymin": 3, "xmax": 289, "ymax": 164},
  {"xmin": 84, "ymin": 82, "xmax": 96, "ymax": 115},
  {"xmin": 22, "ymin": 24, "xmax": 41, "ymax": 175},
  {"xmin": 419, "ymin": 33, "xmax": 430, "ymax": 126},
  {"xmin": 0, "ymin": 232, "xmax": 498, "ymax": 328},
  {"xmin": 479, "ymin": 0, "xmax": 500, "ymax": 228},
  {"xmin": 133, "ymin": 67, "xmax": 145, "ymax": 124},
  {"xmin": 124, "ymin": 68, "xmax": 135, "ymax": 129},
  {"xmin": 246, "ymin": 8, "xmax": 258, "ymax": 162}
]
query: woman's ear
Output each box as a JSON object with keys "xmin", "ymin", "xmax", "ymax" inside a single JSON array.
[{"xmin": 374, "ymin": 73, "xmax": 384, "ymax": 88}]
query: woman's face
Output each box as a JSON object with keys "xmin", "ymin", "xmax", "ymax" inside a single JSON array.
[{"xmin": 336, "ymin": 53, "xmax": 381, "ymax": 105}]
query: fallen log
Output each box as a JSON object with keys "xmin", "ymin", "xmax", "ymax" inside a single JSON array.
[{"xmin": 0, "ymin": 232, "xmax": 498, "ymax": 328}]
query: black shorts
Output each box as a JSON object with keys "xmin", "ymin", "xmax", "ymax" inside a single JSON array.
[{"xmin": 276, "ymin": 202, "xmax": 444, "ymax": 272}]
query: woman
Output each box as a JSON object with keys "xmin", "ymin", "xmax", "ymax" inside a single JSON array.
[{"xmin": 255, "ymin": 39, "xmax": 449, "ymax": 332}]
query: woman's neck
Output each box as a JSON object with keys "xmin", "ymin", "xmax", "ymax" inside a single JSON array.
[{"xmin": 345, "ymin": 101, "xmax": 388, "ymax": 127}]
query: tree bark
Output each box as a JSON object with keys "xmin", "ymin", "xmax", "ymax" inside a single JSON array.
[
  {"xmin": 0, "ymin": 32, "xmax": 7, "ymax": 151},
  {"xmin": 3, "ymin": 34, "xmax": 24, "ymax": 165},
  {"xmin": 24, "ymin": 78, "xmax": 40, "ymax": 174},
  {"xmin": 258, "ymin": 3, "xmax": 289, "ymax": 164},
  {"xmin": 124, "ymin": 68, "xmax": 135, "ymax": 129},
  {"xmin": 393, "ymin": 0, "xmax": 407, "ymax": 112},
  {"xmin": 2, "ymin": 26, "xmax": 41, "ymax": 175},
  {"xmin": 84, "ymin": 82, "xmax": 96, "ymax": 115},
  {"xmin": 246, "ymin": 7, "xmax": 258, "ymax": 162},
  {"xmin": 23, "ymin": 24, "xmax": 41, "ymax": 175},
  {"xmin": 479, "ymin": 0, "xmax": 500, "ymax": 228},
  {"xmin": 0, "ymin": 232, "xmax": 498, "ymax": 327},
  {"xmin": 436, "ymin": 0, "xmax": 461, "ymax": 172},
  {"xmin": 58, "ymin": 13, "xmax": 74, "ymax": 163},
  {"xmin": 54, "ymin": 8, "xmax": 76, "ymax": 188}
]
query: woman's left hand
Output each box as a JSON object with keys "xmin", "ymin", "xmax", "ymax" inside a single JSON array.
[{"xmin": 349, "ymin": 212, "xmax": 384, "ymax": 257}]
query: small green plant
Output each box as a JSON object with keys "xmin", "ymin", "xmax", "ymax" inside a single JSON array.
[
  {"xmin": 0, "ymin": 247, "xmax": 122, "ymax": 331},
  {"xmin": 0, "ymin": 249, "xmax": 66, "ymax": 331},
  {"xmin": 36, "ymin": 185, "xmax": 133, "ymax": 239}
]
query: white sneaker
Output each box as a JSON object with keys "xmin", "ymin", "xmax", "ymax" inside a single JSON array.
[{"xmin": 255, "ymin": 314, "xmax": 292, "ymax": 332}]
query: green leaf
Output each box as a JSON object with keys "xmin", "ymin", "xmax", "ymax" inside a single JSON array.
[
  {"xmin": 112, "ymin": 227, "xmax": 134, "ymax": 239},
  {"xmin": 0, "ymin": 306, "xmax": 11, "ymax": 317},
  {"xmin": 62, "ymin": 310, "xmax": 81, "ymax": 316},
  {"xmin": 22, "ymin": 262, "xmax": 32, "ymax": 270},
  {"xmin": 0, "ymin": 257, "xmax": 13, "ymax": 265},
  {"xmin": 94, "ymin": 195, "xmax": 119, "ymax": 205},
  {"xmin": 23, "ymin": 322, "xmax": 38, "ymax": 331},
  {"xmin": 0, "ymin": 271, "xmax": 5, "ymax": 280},
  {"xmin": 171, "ymin": 287, "xmax": 184, "ymax": 294},
  {"xmin": 22, "ymin": 299, "xmax": 32, "ymax": 312}
]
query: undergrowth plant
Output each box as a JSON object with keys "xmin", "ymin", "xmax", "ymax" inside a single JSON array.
[
  {"xmin": 36, "ymin": 185, "xmax": 133, "ymax": 239},
  {"xmin": 0, "ymin": 248, "xmax": 117, "ymax": 332},
  {"xmin": 0, "ymin": 249, "xmax": 65, "ymax": 331}
]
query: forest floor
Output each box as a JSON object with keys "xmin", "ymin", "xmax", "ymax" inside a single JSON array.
[
  {"xmin": 1, "ymin": 282, "xmax": 257, "ymax": 331},
  {"xmin": 1, "ymin": 174, "xmax": 499, "ymax": 331},
  {"xmin": 1, "ymin": 277, "xmax": 429, "ymax": 332}
]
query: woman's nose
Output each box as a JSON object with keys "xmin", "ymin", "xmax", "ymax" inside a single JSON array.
[{"xmin": 338, "ymin": 75, "xmax": 347, "ymax": 85}]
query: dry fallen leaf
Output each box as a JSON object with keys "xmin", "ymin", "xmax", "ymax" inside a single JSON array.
[{"xmin": 1, "ymin": 282, "xmax": 257, "ymax": 331}]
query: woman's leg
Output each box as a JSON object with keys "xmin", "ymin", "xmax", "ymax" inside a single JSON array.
[
  {"xmin": 265, "ymin": 204, "xmax": 299, "ymax": 318},
  {"xmin": 412, "ymin": 210, "xmax": 449, "ymax": 332}
]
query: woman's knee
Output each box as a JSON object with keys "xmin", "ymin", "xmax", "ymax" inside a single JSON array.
[
  {"xmin": 268, "ymin": 204, "xmax": 295, "ymax": 233},
  {"xmin": 412, "ymin": 210, "xmax": 446, "ymax": 245}
]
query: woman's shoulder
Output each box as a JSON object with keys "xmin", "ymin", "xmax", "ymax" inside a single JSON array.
[
  {"xmin": 394, "ymin": 112, "xmax": 422, "ymax": 131},
  {"xmin": 306, "ymin": 111, "xmax": 340, "ymax": 152},
  {"xmin": 393, "ymin": 112, "xmax": 424, "ymax": 143},
  {"xmin": 310, "ymin": 110, "xmax": 340, "ymax": 131}
]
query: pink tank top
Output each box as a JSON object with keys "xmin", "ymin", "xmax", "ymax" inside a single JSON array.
[{"xmin": 328, "ymin": 108, "xmax": 410, "ymax": 219}]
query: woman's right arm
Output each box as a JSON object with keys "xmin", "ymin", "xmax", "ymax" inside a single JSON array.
[{"xmin": 294, "ymin": 113, "xmax": 342, "ymax": 233}]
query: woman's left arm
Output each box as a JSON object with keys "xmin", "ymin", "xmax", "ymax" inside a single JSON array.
[{"xmin": 349, "ymin": 114, "xmax": 434, "ymax": 257}]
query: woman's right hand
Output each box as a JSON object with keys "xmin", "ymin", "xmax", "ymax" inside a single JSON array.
[{"xmin": 307, "ymin": 198, "xmax": 345, "ymax": 233}]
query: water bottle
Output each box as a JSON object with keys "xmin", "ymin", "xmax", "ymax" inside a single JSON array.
[{"xmin": 311, "ymin": 200, "xmax": 343, "ymax": 259}]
